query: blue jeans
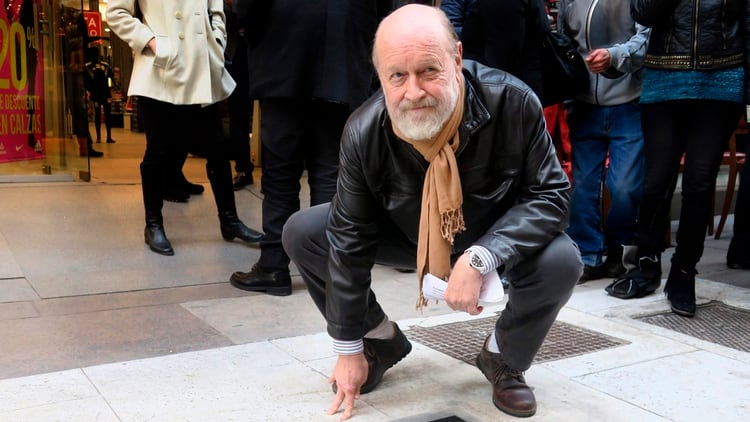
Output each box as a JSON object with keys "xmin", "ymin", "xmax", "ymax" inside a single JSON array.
[{"xmin": 566, "ymin": 101, "xmax": 645, "ymax": 265}]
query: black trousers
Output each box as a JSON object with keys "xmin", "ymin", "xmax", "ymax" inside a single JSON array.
[
  {"xmin": 638, "ymin": 100, "xmax": 742, "ymax": 270},
  {"xmin": 137, "ymin": 97, "xmax": 237, "ymax": 219},
  {"xmin": 257, "ymin": 98, "xmax": 349, "ymax": 271},
  {"xmin": 283, "ymin": 203, "xmax": 581, "ymax": 371},
  {"xmin": 728, "ymin": 135, "xmax": 750, "ymax": 258}
]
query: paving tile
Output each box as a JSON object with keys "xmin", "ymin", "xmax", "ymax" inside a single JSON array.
[
  {"xmin": 0, "ymin": 369, "xmax": 103, "ymax": 413},
  {"xmin": 0, "ymin": 233, "xmax": 22, "ymax": 279},
  {"xmin": 574, "ymin": 350, "xmax": 750, "ymax": 421},
  {"xmin": 0, "ymin": 278, "xmax": 38, "ymax": 303},
  {"xmin": 82, "ymin": 341, "xmax": 387, "ymax": 422},
  {"xmin": 0, "ymin": 304, "xmax": 231, "ymax": 380}
]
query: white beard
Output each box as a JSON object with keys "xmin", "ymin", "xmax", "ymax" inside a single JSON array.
[{"xmin": 390, "ymin": 80, "xmax": 460, "ymax": 142}]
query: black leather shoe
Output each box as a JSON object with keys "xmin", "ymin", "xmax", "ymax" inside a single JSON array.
[
  {"xmin": 106, "ymin": 138, "xmax": 116, "ymax": 143},
  {"xmin": 87, "ymin": 148, "xmax": 103, "ymax": 157},
  {"xmin": 476, "ymin": 336, "xmax": 536, "ymax": 417},
  {"xmin": 219, "ymin": 212, "xmax": 263, "ymax": 243},
  {"xmin": 232, "ymin": 172, "xmax": 254, "ymax": 190},
  {"xmin": 332, "ymin": 322, "xmax": 412, "ymax": 395},
  {"xmin": 163, "ymin": 189, "xmax": 189, "ymax": 203},
  {"xmin": 144, "ymin": 224, "xmax": 174, "ymax": 256},
  {"xmin": 230, "ymin": 264, "xmax": 291, "ymax": 296},
  {"xmin": 185, "ymin": 181, "xmax": 204, "ymax": 195},
  {"xmin": 727, "ymin": 257, "xmax": 750, "ymax": 270}
]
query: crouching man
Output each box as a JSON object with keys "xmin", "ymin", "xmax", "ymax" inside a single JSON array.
[{"xmin": 282, "ymin": 4, "xmax": 581, "ymax": 419}]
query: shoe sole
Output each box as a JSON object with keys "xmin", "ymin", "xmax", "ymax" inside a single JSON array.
[
  {"xmin": 670, "ymin": 305, "xmax": 695, "ymax": 318},
  {"xmin": 475, "ymin": 355, "xmax": 537, "ymax": 418},
  {"xmin": 229, "ymin": 279, "xmax": 291, "ymax": 296}
]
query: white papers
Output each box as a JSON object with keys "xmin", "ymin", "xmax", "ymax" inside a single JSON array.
[{"xmin": 422, "ymin": 270, "xmax": 504, "ymax": 304}]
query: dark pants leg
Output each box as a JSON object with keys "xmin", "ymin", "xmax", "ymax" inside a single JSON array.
[
  {"xmin": 497, "ymin": 234, "xmax": 581, "ymax": 370},
  {"xmin": 258, "ymin": 98, "xmax": 347, "ymax": 271},
  {"xmin": 728, "ymin": 136, "xmax": 750, "ymax": 258},
  {"xmin": 187, "ymin": 103, "xmax": 238, "ymax": 215},
  {"xmin": 640, "ymin": 101, "xmax": 741, "ymax": 268},
  {"xmin": 94, "ymin": 102, "xmax": 102, "ymax": 141},
  {"xmin": 283, "ymin": 204, "xmax": 417, "ymax": 335},
  {"xmin": 227, "ymin": 42, "xmax": 254, "ymax": 175},
  {"xmin": 283, "ymin": 203, "xmax": 581, "ymax": 371},
  {"xmin": 103, "ymin": 101, "xmax": 113, "ymax": 141}
]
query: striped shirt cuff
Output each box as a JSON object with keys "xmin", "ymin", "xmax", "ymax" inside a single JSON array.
[{"xmin": 332, "ymin": 338, "xmax": 364, "ymax": 355}]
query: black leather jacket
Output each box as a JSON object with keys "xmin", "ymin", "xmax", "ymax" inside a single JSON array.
[
  {"xmin": 325, "ymin": 61, "xmax": 571, "ymax": 341},
  {"xmin": 632, "ymin": 0, "xmax": 750, "ymax": 73}
]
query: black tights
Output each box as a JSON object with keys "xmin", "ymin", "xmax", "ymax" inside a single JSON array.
[{"xmin": 638, "ymin": 100, "xmax": 742, "ymax": 270}]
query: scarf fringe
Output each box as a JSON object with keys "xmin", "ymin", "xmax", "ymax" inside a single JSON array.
[{"xmin": 440, "ymin": 208, "xmax": 466, "ymax": 244}]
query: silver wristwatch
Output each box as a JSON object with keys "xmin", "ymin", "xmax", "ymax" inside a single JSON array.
[{"xmin": 466, "ymin": 249, "xmax": 488, "ymax": 274}]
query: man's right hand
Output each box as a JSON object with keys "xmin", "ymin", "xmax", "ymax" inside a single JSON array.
[{"xmin": 327, "ymin": 353, "xmax": 369, "ymax": 420}]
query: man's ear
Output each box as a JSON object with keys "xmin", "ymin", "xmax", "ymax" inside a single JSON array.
[{"xmin": 455, "ymin": 41, "xmax": 463, "ymax": 69}]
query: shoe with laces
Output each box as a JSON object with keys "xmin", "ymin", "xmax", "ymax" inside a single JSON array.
[
  {"xmin": 476, "ymin": 336, "xmax": 536, "ymax": 417},
  {"xmin": 332, "ymin": 322, "xmax": 412, "ymax": 395}
]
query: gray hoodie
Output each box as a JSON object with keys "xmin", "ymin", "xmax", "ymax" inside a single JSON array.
[{"xmin": 558, "ymin": 0, "xmax": 650, "ymax": 105}]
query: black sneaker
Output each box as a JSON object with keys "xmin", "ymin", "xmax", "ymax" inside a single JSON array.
[{"xmin": 332, "ymin": 322, "xmax": 412, "ymax": 394}]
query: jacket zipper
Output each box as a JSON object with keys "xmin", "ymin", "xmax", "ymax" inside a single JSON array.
[{"xmin": 692, "ymin": 0, "xmax": 700, "ymax": 67}]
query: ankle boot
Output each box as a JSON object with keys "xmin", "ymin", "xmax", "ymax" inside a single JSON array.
[
  {"xmin": 664, "ymin": 266, "xmax": 696, "ymax": 317},
  {"xmin": 605, "ymin": 254, "xmax": 661, "ymax": 299},
  {"xmin": 144, "ymin": 212, "xmax": 174, "ymax": 256},
  {"xmin": 219, "ymin": 211, "xmax": 263, "ymax": 243},
  {"xmin": 207, "ymin": 161, "xmax": 263, "ymax": 243}
]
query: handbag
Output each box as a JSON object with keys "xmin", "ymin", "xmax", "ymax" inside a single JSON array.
[{"xmin": 540, "ymin": 30, "xmax": 589, "ymax": 106}]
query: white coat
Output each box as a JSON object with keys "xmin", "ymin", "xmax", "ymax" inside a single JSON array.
[{"xmin": 106, "ymin": 0, "xmax": 236, "ymax": 105}]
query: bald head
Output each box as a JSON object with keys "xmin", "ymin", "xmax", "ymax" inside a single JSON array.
[{"xmin": 373, "ymin": 4, "xmax": 459, "ymax": 69}]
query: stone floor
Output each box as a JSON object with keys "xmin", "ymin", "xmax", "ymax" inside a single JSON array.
[{"xmin": 0, "ymin": 127, "xmax": 748, "ymax": 421}]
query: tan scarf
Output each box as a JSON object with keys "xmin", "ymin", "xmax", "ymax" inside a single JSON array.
[{"xmin": 393, "ymin": 78, "xmax": 466, "ymax": 309}]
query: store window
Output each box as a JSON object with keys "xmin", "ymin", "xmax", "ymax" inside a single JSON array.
[{"xmin": 0, "ymin": 0, "xmax": 107, "ymax": 182}]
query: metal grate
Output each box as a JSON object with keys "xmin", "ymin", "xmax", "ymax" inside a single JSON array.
[
  {"xmin": 407, "ymin": 314, "xmax": 628, "ymax": 365},
  {"xmin": 637, "ymin": 301, "xmax": 750, "ymax": 353}
]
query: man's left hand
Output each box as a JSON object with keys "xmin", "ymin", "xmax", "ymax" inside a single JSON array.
[{"xmin": 445, "ymin": 254, "xmax": 484, "ymax": 315}]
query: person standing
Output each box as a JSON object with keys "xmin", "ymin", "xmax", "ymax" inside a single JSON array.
[
  {"xmin": 107, "ymin": 0, "xmax": 263, "ymax": 256},
  {"xmin": 223, "ymin": 0, "xmax": 255, "ymax": 190},
  {"xmin": 608, "ymin": 0, "xmax": 749, "ymax": 318},
  {"xmin": 283, "ymin": 5, "xmax": 580, "ymax": 419},
  {"xmin": 558, "ymin": 0, "xmax": 650, "ymax": 282},
  {"xmin": 228, "ymin": 0, "xmax": 394, "ymax": 295},
  {"xmin": 84, "ymin": 47, "xmax": 116, "ymax": 144},
  {"xmin": 458, "ymin": 0, "xmax": 548, "ymax": 102}
]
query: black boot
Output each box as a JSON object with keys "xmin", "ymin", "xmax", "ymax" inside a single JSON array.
[
  {"xmin": 141, "ymin": 162, "xmax": 173, "ymax": 255},
  {"xmin": 219, "ymin": 211, "xmax": 263, "ymax": 242},
  {"xmin": 207, "ymin": 161, "xmax": 263, "ymax": 243},
  {"xmin": 145, "ymin": 212, "xmax": 174, "ymax": 256},
  {"xmin": 605, "ymin": 254, "xmax": 661, "ymax": 299},
  {"xmin": 664, "ymin": 266, "xmax": 696, "ymax": 317}
]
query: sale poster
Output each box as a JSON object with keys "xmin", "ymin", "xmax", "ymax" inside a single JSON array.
[{"xmin": 0, "ymin": 0, "xmax": 46, "ymax": 163}]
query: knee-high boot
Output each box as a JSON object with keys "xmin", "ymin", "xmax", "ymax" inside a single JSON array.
[
  {"xmin": 206, "ymin": 160, "xmax": 263, "ymax": 243},
  {"xmin": 141, "ymin": 162, "xmax": 174, "ymax": 255}
]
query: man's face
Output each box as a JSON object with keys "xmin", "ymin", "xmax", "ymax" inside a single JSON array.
[{"xmin": 376, "ymin": 35, "xmax": 462, "ymax": 141}]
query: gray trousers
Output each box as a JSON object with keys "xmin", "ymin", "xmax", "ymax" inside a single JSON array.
[{"xmin": 283, "ymin": 203, "xmax": 582, "ymax": 371}]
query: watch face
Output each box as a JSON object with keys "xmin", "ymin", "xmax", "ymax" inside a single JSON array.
[{"xmin": 470, "ymin": 252, "xmax": 485, "ymax": 271}]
